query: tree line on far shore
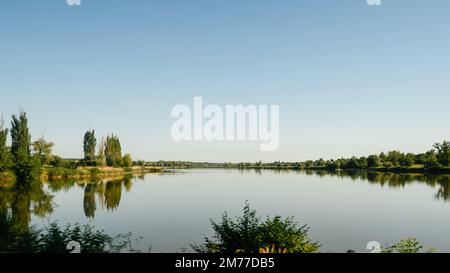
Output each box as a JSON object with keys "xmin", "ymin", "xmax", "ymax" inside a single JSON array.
[
  {"xmin": 147, "ymin": 141, "xmax": 450, "ymax": 172},
  {"xmin": 0, "ymin": 111, "xmax": 135, "ymax": 183},
  {"xmin": 238, "ymin": 142, "xmax": 449, "ymax": 171},
  {"xmin": 292, "ymin": 141, "xmax": 450, "ymax": 171}
]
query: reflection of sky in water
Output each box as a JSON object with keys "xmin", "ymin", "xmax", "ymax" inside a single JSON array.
[{"xmin": 30, "ymin": 169, "xmax": 450, "ymax": 253}]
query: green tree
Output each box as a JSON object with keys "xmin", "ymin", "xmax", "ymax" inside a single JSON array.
[
  {"xmin": 32, "ymin": 137, "xmax": 54, "ymax": 165},
  {"xmin": 49, "ymin": 155, "xmax": 63, "ymax": 168},
  {"xmin": 382, "ymin": 238, "xmax": 435, "ymax": 253},
  {"xmin": 83, "ymin": 130, "xmax": 97, "ymax": 165},
  {"xmin": 399, "ymin": 153, "xmax": 415, "ymax": 167},
  {"xmin": 192, "ymin": 203, "xmax": 319, "ymax": 254},
  {"xmin": 10, "ymin": 112, "xmax": 41, "ymax": 181},
  {"xmin": 105, "ymin": 135, "xmax": 122, "ymax": 167},
  {"xmin": 122, "ymin": 154, "xmax": 132, "ymax": 168},
  {"xmin": 95, "ymin": 137, "xmax": 106, "ymax": 167},
  {"xmin": 379, "ymin": 152, "xmax": 387, "ymax": 163},
  {"xmin": 424, "ymin": 150, "xmax": 441, "ymax": 168},
  {"xmin": 386, "ymin": 151, "xmax": 402, "ymax": 167},
  {"xmin": 136, "ymin": 160, "xmax": 145, "ymax": 167},
  {"xmin": 0, "ymin": 115, "xmax": 11, "ymax": 172},
  {"xmin": 358, "ymin": 157, "xmax": 368, "ymax": 169},
  {"xmin": 433, "ymin": 141, "xmax": 450, "ymax": 167},
  {"xmin": 415, "ymin": 153, "xmax": 428, "ymax": 165},
  {"xmin": 346, "ymin": 157, "xmax": 360, "ymax": 169},
  {"xmin": 315, "ymin": 158, "xmax": 325, "ymax": 167},
  {"xmin": 367, "ymin": 155, "xmax": 381, "ymax": 168},
  {"xmin": 325, "ymin": 160, "xmax": 341, "ymax": 170}
]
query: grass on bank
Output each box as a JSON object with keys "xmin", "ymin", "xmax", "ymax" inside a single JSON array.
[{"xmin": 0, "ymin": 165, "xmax": 164, "ymax": 185}]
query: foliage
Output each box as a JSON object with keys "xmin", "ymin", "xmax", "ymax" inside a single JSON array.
[
  {"xmin": 136, "ymin": 160, "xmax": 146, "ymax": 167},
  {"xmin": 10, "ymin": 112, "xmax": 41, "ymax": 181},
  {"xmin": 259, "ymin": 245, "xmax": 289, "ymax": 253},
  {"xmin": 96, "ymin": 137, "xmax": 107, "ymax": 167},
  {"xmin": 367, "ymin": 155, "xmax": 381, "ymax": 168},
  {"xmin": 0, "ymin": 116, "xmax": 12, "ymax": 172},
  {"xmin": 83, "ymin": 130, "xmax": 97, "ymax": 165},
  {"xmin": 399, "ymin": 153, "xmax": 415, "ymax": 167},
  {"xmin": 382, "ymin": 237, "xmax": 436, "ymax": 253},
  {"xmin": 0, "ymin": 216, "xmax": 135, "ymax": 253},
  {"xmin": 123, "ymin": 154, "xmax": 133, "ymax": 168},
  {"xmin": 83, "ymin": 183, "xmax": 97, "ymax": 218},
  {"xmin": 49, "ymin": 156, "xmax": 79, "ymax": 170},
  {"xmin": 40, "ymin": 223, "xmax": 113, "ymax": 253},
  {"xmin": 434, "ymin": 141, "xmax": 450, "ymax": 167},
  {"xmin": 32, "ymin": 137, "xmax": 54, "ymax": 165},
  {"xmin": 192, "ymin": 202, "xmax": 319, "ymax": 254},
  {"xmin": 89, "ymin": 168, "xmax": 101, "ymax": 177},
  {"xmin": 47, "ymin": 167, "xmax": 66, "ymax": 179},
  {"xmin": 196, "ymin": 141, "xmax": 450, "ymax": 172},
  {"xmin": 49, "ymin": 155, "xmax": 64, "ymax": 167},
  {"xmin": 421, "ymin": 151, "xmax": 441, "ymax": 168},
  {"xmin": 46, "ymin": 167, "xmax": 78, "ymax": 180},
  {"xmin": 104, "ymin": 181, "xmax": 122, "ymax": 210},
  {"xmin": 105, "ymin": 134, "xmax": 122, "ymax": 167}
]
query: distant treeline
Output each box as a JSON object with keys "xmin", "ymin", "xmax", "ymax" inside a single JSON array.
[{"xmin": 149, "ymin": 141, "xmax": 450, "ymax": 173}]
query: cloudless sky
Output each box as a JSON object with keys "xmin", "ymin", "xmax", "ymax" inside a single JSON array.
[{"xmin": 1, "ymin": 0, "xmax": 449, "ymax": 162}]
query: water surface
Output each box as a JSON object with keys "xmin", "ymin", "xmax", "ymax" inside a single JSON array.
[{"xmin": 3, "ymin": 169, "xmax": 450, "ymax": 252}]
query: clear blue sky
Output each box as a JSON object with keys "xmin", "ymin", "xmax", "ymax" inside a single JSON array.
[{"xmin": 1, "ymin": 0, "xmax": 449, "ymax": 162}]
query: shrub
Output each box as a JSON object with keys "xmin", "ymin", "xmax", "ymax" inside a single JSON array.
[
  {"xmin": 122, "ymin": 154, "xmax": 132, "ymax": 168},
  {"xmin": 49, "ymin": 156, "xmax": 64, "ymax": 168},
  {"xmin": 64, "ymin": 160, "xmax": 79, "ymax": 170},
  {"xmin": 47, "ymin": 167, "xmax": 65, "ymax": 179},
  {"xmin": 382, "ymin": 238, "xmax": 436, "ymax": 253},
  {"xmin": 192, "ymin": 202, "xmax": 319, "ymax": 254},
  {"xmin": 434, "ymin": 141, "xmax": 450, "ymax": 167},
  {"xmin": 0, "ymin": 214, "xmax": 137, "ymax": 253},
  {"xmin": 89, "ymin": 168, "xmax": 101, "ymax": 177}
]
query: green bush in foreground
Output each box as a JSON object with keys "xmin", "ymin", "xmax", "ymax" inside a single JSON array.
[
  {"xmin": 192, "ymin": 202, "xmax": 320, "ymax": 253},
  {"xmin": 382, "ymin": 238, "xmax": 437, "ymax": 253},
  {"xmin": 0, "ymin": 212, "xmax": 137, "ymax": 253}
]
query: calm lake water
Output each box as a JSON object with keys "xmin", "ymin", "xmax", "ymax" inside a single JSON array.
[{"xmin": 4, "ymin": 168, "xmax": 450, "ymax": 252}]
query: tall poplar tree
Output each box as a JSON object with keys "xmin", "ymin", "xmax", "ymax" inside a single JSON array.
[
  {"xmin": 10, "ymin": 111, "xmax": 40, "ymax": 182},
  {"xmin": 105, "ymin": 134, "xmax": 122, "ymax": 167},
  {"xmin": 83, "ymin": 130, "xmax": 97, "ymax": 165}
]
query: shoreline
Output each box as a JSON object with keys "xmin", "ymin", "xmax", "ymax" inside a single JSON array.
[
  {"xmin": 2, "ymin": 164, "xmax": 450, "ymax": 185},
  {"xmin": 233, "ymin": 166, "xmax": 450, "ymax": 174},
  {"xmin": 149, "ymin": 164, "xmax": 450, "ymax": 174},
  {"xmin": 0, "ymin": 166, "xmax": 164, "ymax": 185}
]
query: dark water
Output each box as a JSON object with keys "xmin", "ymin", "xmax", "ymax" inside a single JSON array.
[{"xmin": 2, "ymin": 169, "xmax": 450, "ymax": 252}]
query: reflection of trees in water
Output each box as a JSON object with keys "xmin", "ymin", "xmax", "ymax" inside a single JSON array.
[
  {"xmin": 1, "ymin": 182, "xmax": 135, "ymax": 253},
  {"xmin": 104, "ymin": 181, "xmax": 122, "ymax": 210},
  {"xmin": 0, "ymin": 181, "xmax": 54, "ymax": 235},
  {"xmin": 79, "ymin": 177, "xmax": 135, "ymax": 217},
  {"xmin": 304, "ymin": 170, "xmax": 450, "ymax": 201},
  {"xmin": 47, "ymin": 176, "xmax": 137, "ymax": 218},
  {"xmin": 46, "ymin": 179, "xmax": 76, "ymax": 192},
  {"xmin": 136, "ymin": 173, "xmax": 146, "ymax": 181},
  {"xmin": 83, "ymin": 183, "xmax": 97, "ymax": 218},
  {"xmin": 435, "ymin": 176, "xmax": 450, "ymax": 201},
  {"xmin": 123, "ymin": 177, "xmax": 133, "ymax": 192},
  {"xmin": 11, "ymin": 188, "xmax": 31, "ymax": 234},
  {"xmin": 0, "ymin": 177, "xmax": 138, "ymax": 250}
]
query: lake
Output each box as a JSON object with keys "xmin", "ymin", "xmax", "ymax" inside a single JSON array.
[{"xmin": 4, "ymin": 168, "xmax": 450, "ymax": 252}]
